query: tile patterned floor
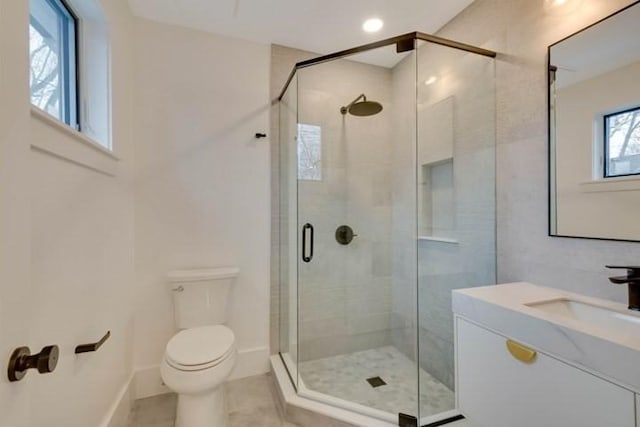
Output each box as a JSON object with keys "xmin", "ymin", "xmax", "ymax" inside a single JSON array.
[
  {"xmin": 298, "ymin": 346, "xmax": 455, "ymax": 418},
  {"xmin": 127, "ymin": 374, "xmax": 299, "ymax": 427}
]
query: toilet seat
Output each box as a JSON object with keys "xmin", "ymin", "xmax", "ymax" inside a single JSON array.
[{"xmin": 165, "ymin": 325, "xmax": 235, "ymax": 372}]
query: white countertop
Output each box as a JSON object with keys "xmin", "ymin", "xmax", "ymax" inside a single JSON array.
[{"xmin": 453, "ymin": 282, "xmax": 640, "ymax": 392}]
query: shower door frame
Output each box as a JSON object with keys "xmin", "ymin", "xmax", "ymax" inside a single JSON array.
[
  {"xmin": 276, "ymin": 31, "xmax": 496, "ymax": 427},
  {"xmin": 277, "ymin": 31, "xmax": 495, "ymax": 102}
]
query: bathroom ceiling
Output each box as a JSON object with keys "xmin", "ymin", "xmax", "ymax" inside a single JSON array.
[{"xmin": 127, "ymin": 0, "xmax": 475, "ymax": 67}]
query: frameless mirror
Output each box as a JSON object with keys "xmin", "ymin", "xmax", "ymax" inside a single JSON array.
[{"xmin": 549, "ymin": 1, "xmax": 640, "ymax": 241}]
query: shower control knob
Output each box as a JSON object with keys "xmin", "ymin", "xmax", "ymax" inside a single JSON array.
[{"xmin": 335, "ymin": 225, "xmax": 357, "ymax": 245}]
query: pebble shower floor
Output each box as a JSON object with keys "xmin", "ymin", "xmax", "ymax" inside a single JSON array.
[{"xmin": 298, "ymin": 346, "xmax": 455, "ymax": 418}]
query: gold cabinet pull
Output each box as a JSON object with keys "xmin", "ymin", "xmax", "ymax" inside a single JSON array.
[{"xmin": 506, "ymin": 340, "xmax": 537, "ymax": 364}]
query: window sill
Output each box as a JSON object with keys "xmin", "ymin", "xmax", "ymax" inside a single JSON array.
[
  {"xmin": 30, "ymin": 107, "xmax": 119, "ymax": 176},
  {"xmin": 579, "ymin": 176, "xmax": 640, "ymax": 193}
]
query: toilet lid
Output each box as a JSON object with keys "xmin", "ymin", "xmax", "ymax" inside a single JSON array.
[{"xmin": 166, "ymin": 325, "xmax": 235, "ymax": 367}]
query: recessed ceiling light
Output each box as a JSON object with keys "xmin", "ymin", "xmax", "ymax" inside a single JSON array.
[
  {"xmin": 363, "ymin": 18, "xmax": 384, "ymax": 33},
  {"xmin": 424, "ymin": 76, "xmax": 438, "ymax": 86}
]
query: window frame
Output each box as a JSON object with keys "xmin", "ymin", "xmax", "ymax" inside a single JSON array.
[
  {"xmin": 29, "ymin": 0, "xmax": 80, "ymax": 129},
  {"xmin": 603, "ymin": 105, "xmax": 640, "ymax": 179}
]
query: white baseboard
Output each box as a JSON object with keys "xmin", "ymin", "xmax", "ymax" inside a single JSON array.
[
  {"xmin": 229, "ymin": 346, "xmax": 271, "ymax": 381},
  {"xmin": 133, "ymin": 346, "xmax": 270, "ymax": 399},
  {"xmin": 134, "ymin": 365, "xmax": 171, "ymax": 399},
  {"xmin": 98, "ymin": 374, "xmax": 135, "ymax": 427}
]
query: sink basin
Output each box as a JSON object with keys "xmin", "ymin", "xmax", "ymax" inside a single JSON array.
[{"xmin": 526, "ymin": 298, "xmax": 640, "ymax": 337}]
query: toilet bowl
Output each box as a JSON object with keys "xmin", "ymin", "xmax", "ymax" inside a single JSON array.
[
  {"xmin": 161, "ymin": 325, "xmax": 237, "ymax": 427},
  {"xmin": 161, "ymin": 267, "xmax": 239, "ymax": 427}
]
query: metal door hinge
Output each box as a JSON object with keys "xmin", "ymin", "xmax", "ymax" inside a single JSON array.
[{"xmin": 398, "ymin": 413, "xmax": 418, "ymax": 427}]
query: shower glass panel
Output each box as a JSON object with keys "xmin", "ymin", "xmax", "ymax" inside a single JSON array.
[
  {"xmin": 279, "ymin": 72, "xmax": 299, "ymax": 390},
  {"xmin": 415, "ymin": 39, "xmax": 496, "ymax": 420},
  {"xmin": 295, "ymin": 43, "xmax": 419, "ymax": 422},
  {"xmin": 277, "ymin": 33, "xmax": 496, "ymax": 426}
]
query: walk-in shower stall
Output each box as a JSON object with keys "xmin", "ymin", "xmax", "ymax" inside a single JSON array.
[{"xmin": 276, "ymin": 32, "xmax": 496, "ymax": 426}]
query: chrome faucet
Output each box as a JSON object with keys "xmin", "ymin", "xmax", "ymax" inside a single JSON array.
[{"xmin": 607, "ymin": 266, "xmax": 640, "ymax": 311}]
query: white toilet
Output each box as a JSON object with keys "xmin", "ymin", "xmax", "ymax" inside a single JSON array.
[{"xmin": 161, "ymin": 267, "xmax": 239, "ymax": 427}]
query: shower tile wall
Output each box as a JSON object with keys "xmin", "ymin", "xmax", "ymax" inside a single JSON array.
[
  {"xmin": 297, "ymin": 58, "xmax": 395, "ymax": 361},
  {"xmin": 389, "ymin": 51, "xmax": 419, "ymax": 365}
]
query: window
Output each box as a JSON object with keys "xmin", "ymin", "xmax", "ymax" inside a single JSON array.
[
  {"xmin": 604, "ymin": 107, "xmax": 640, "ymax": 178},
  {"xmin": 297, "ymin": 124, "xmax": 322, "ymax": 181},
  {"xmin": 29, "ymin": 0, "xmax": 78, "ymax": 128}
]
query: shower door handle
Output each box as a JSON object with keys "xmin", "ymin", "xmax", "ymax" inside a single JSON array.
[{"xmin": 302, "ymin": 223, "xmax": 314, "ymax": 263}]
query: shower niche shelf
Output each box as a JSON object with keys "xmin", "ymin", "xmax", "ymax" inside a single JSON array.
[
  {"xmin": 418, "ymin": 96, "xmax": 456, "ymax": 243},
  {"xmin": 419, "ymin": 158, "xmax": 456, "ymax": 243}
]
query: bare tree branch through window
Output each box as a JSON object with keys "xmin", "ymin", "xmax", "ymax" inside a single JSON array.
[
  {"xmin": 606, "ymin": 108, "xmax": 640, "ymax": 177},
  {"xmin": 297, "ymin": 124, "xmax": 322, "ymax": 181}
]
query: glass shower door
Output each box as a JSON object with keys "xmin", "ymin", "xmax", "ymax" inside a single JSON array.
[
  {"xmin": 294, "ymin": 44, "xmax": 421, "ymax": 423},
  {"xmin": 278, "ymin": 34, "xmax": 496, "ymax": 427},
  {"xmin": 416, "ymin": 39, "xmax": 496, "ymax": 423}
]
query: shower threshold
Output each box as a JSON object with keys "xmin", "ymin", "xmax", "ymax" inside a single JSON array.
[{"xmin": 272, "ymin": 353, "xmax": 465, "ymax": 427}]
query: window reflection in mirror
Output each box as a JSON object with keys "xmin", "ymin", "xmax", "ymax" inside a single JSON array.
[{"xmin": 604, "ymin": 107, "xmax": 640, "ymax": 178}]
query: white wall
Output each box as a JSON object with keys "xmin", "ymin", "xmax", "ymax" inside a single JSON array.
[
  {"xmin": 436, "ymin": 0, "xmax": 640, "ymax": 301},
  {"xmin": 1, "ymin": 0, "xmax": 136, "ymax": 426},
  {"xmin": 0, "ymin": 1, "xmax": 34, "ymax": 425},
  {"xmin": 132, "ymin": 18, "xmax": 271, "ymax": 384}
]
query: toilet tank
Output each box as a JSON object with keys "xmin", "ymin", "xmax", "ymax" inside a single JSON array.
[{"xmin": 167, "ymin": 267, "xmax": 239, "ymax": 329}]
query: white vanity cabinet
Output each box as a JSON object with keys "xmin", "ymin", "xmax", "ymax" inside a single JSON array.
[{"xmin": 456, "ymin": 318, "xmax": 636, "ymax": 427}]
